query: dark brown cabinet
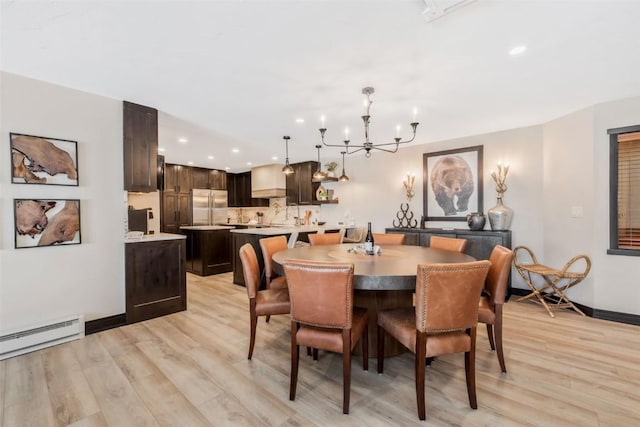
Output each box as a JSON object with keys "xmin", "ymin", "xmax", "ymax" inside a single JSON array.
[
  {"xmin": 123, "ymin": 101, "xmax": 158, "ymax": 192},
  {"xmin": 164, "ymin": 163, "xmax": 191, "ymax": 194},
  {"xmin": 125, "ymin": 238, "xmax": 187, "ymax": 324},
  {"xmin": 191, "ymin": 167, "xmax": 227, "ymax": 190},
  {"xmin": 162, "ymin": 164, "xmax": 192, "ymax": 233},
  {"xmin": 385, "ymin": 227, "xmax": 513, "ymax": 295},
  {"xmin": 209, "ymin": 169, "xmax": 227, "ymax": 190},
  {"xmin": 227, "ymin": 172, "xmax": 268, "ymax": 207},
  {"xmin": 286, "ymin": 161, "xmax": 320, "ymax": 206},
  {"xmin": 183, "ymin": 228, "xmax": 232, "ymax": 276},
  {"xmin": 161, "ymin": 192, "xmax": 190, "ymax": 234}
]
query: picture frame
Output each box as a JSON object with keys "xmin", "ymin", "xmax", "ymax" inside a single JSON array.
[
  {"xmin": 10, "ymin": 132, "xmax": 79, "ymax": 186},
  {"xmin": 14, "ymin": 199, "xmax": 81, "ymax": 249},
  {"xmin": 423, "ymin": 145, "xmax": 483, "ymax": 221}
]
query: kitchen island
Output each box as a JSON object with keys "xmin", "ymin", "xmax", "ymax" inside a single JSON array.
[
  {"xmin": 230, "ymin": 225, "xmax": 347, "ymax": 287},
  {"xmin": 180, "ymin": 225, "xmax": 234, "ymax": 276}
]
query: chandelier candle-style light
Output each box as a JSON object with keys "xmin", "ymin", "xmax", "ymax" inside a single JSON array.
[{"xmin": 320, "ymin": 87, "xmax": 419, "ymax": 157}]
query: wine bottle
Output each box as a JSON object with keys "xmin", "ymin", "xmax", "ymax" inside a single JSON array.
[{"xmin": 364, "ymin": 222, "xmax": 375, "ymax": 255}]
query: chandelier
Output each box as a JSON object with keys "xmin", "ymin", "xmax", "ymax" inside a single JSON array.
[{"xmin": 319, "ymin": 87, "xmax": 419, "ymax": 158}]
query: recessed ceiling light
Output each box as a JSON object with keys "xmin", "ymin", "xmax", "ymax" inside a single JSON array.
[
  {"xmin": 509, "ymin": 45, "xmax": 527, "ymax": 56},
  {"xmin": 246, "ymin": 162, "xmax": 252, "ymax": 166},
  {"xmin": 232, "ymin": 148, "xmax": 239, "ymax": 153},
  {"xmin": 178, "ymin": 137, "xmax": 188, "ymax": 144},
  {"xmin": 158, "ymin": 147, "xmax": 166, "ymax": 152},
  {"xmin": 295, "ymin": 118, "xmax": 305, "ymax": 124},
  {"xmin": 208, "ymin": 155, "xmax": 214, "ymax": 160},
  {"xmin": 188, "ymin": 161, "xmax": 194, "ymax": 165},
  {"xmin": 224, "ymin": 166, "xmax": 230, "ymax": 170},
  {"xmin": 272, "ymin": 156, "xmax": 278, "ymax": 160}
]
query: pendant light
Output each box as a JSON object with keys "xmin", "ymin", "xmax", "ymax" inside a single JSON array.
[
  {"xmin": 281, "ymin": 135, "xmax": 294, "ymax": 174},
  {"xmin": 338, "ymin": 151, "xmax": 349, "ymax": 182},
  {"xmin": 312, "ymin": 144, "xmax": 327, "ymax": 180}
]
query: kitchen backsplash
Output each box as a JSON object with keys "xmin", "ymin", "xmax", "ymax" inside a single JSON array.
[{"xmin": 228, "ymin": 197, "xmax": 322, "ymax": 225}]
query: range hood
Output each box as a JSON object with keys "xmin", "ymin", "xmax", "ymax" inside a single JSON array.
[{"xmin": 251, "ymin": 164, "xmax": 286, "ymax": 198}]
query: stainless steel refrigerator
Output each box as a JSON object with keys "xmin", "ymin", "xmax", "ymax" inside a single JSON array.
[{"xmin": 191, "ymin": 189, "xmax": 228, "ymax": 226}]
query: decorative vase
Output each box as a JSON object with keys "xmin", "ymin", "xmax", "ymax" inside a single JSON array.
[
  {"xmin": 466, "ymin": 212, "xmax": 486, "ymax": 231},
  {"xmin": 488, "ymin": 196, "xmax": 513, "ymax": 231}
]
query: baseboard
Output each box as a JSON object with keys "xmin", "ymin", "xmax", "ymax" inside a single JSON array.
[
  {"xmin": 85, "ymin": 313, "xmax": 126, "ymax": 335},
  {"xmin": 509, "ymin": 288, "xmax": 639, "ymax": 326}
]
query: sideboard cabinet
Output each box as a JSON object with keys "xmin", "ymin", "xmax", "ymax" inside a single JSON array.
[{"xmin": 385, "ymin": 227, "xmax": 512, "ymax": 295}]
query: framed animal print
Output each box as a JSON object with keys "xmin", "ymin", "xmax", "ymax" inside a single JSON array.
[
  {"xmin": 14, "ymin": 199, "xmax": 81, "ymax": 249},
  {"xmin": 423, "ymin": 145, "xmax": 483, "ymax": 221},
  {"xmin": 10, "ymin": 132, "xmax": 79, "ymax": 186}
]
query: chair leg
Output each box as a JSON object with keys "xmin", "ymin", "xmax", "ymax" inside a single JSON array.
[
  {"xmin": 312, "ymin": 348, "xmax": 319, "ymax": 361},
  {"xmin": 415, "ymin": 332, "xmax": 427, "ymax": 421},
  {"xmin": 342, "ymin": 330, "xmax": 351, "ymax": 414},
  {"xmin": 290, "ymin": 322, "xmax": 299, "ymax": 401},
  {"xmin": 465, "ymin": 327, "xmax": 478, "ymax": 409},
  {"xmin": 377, "ymin": 325, "xmax": 385, "ymax": 374},
  {"xmin": 362, "ymin": 321, "xmax": 369, "ymax": 371},
  {"xmin": 486, "ymin": 323, "xmax": 495, "ymax": 351},
  {"xmin": 248, "ymin": 311, "xmax": 257, "ymax": 360},
  {"xmin": 494, "ymin": 304, "xmax": 506, "ymax": 373},
  {"xmin": 265, "ymin": 315, "xmax": 271, "ymax": 323}
]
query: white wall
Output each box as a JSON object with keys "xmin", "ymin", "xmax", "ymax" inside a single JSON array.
[
  {"xmin": 321, "ymin": 98, "xmax": 640, "ymax": 315},
  {"xmin": 320, "ymin": 125, "xmax": 544, "ymax": 291},
  {"xmin": 592, "ymin": 97, "xmax": 640, "ymax": 314},
  {"xmin": 0, "ymin": 72, "xmax": 125, "ymax": 331},
  {"xmin": 1, "ymin": 71, "xmax": 637, "ymax": 328}
]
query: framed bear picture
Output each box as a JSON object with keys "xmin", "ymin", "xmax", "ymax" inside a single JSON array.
[{"xmin": 423, "ymin": 145, "xmax": 483, "ymax": 221}]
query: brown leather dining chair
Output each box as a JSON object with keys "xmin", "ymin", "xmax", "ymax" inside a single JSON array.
[
  {"xmin": 259, "ymin": 235, "xmax": 289, "ymax": 290},
  {"xmin": 377, "ymin": 261, "xmax": 490, "ymax": 421},
  {"xmin": 478, "ymin": 245, "xmax": 514, "ymax": 373},
  {"xmin": 429, "ymin": 235, "xmax": 468, "ymax": 252},
  {"xmin": 259, "ymin": 235, "xmax": 290, "ymax": 323},
  {"xmin": 283, "ymin": 259, "xmax": 369, "ymax": 414},
  {"xmin": 372, "ymin": 233, "xmax": 405, "ymax": 245},
  {"xmin": 308, "ymin": 232, "xmax": 342, "ymax": 246},
  {"xmin": 239, "ymin": 243, "xmax": 290, "ymax": 360}
]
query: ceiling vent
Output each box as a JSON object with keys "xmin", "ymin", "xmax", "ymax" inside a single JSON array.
[{"xmin": 422, "ymin": 0, "xmax": 477, "ymax": 22}]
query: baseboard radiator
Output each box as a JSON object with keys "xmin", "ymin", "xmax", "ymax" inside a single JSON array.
[{"xmin": 0, "ymin": 315, "xmax": 85, "ymax": 360}]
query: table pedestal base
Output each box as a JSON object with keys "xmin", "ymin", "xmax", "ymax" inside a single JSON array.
[{"xmin": 354, "ymin": 289, "xmax": 413, "ymax": 357}]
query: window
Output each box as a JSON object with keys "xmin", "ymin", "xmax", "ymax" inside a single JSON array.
[{"xmin": 608, "ymin": 125, "xmax": 640, "ymax": 256}]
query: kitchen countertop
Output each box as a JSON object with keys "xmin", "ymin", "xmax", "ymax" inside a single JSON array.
[
  {"xmin": 180, "ymin": 226, "xmax": 235, "ymax": 231},
  {"xmin": 230, "ymin": 225, "xmax": 348, "ymax": 236},
  {"xmin": 125, "ymin": 232, "xmax": 186, "ymax": 243}
]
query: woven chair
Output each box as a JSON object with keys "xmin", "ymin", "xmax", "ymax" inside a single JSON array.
[{"xmin": 513, "ymin": 246, "xmax": 591, "ymax": 318}]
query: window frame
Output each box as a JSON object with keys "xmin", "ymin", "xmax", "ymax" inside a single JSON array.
[{"xmin": 608, "ymin": 124, "xmax": 640, "ymax": 256}]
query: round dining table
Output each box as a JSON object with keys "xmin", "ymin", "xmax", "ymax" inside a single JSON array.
[{"xmin": 273, "ymin": 243, "xmax": 475, "ymax": 357}]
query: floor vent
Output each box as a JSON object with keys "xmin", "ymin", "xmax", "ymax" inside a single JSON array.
[{"xmin": 0, "ymin": 315, "xmax": 85, "ymax": 360}]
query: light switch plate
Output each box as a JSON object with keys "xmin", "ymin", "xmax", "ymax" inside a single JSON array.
[{"xmin": 571, "ymin": 206, "xmax": 584, "ymax": 218}]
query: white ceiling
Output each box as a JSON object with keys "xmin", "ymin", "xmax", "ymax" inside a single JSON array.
[{"xmin": 2, "ymin": 0, "xmax": 640, "ymax": 172}]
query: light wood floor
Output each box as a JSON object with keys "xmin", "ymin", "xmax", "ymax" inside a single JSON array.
[{"xmin": 2, "ymin": 272, "xmax": 640, "ymax": 426}]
